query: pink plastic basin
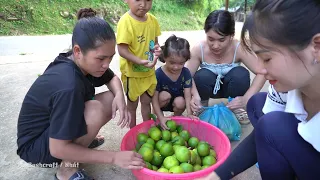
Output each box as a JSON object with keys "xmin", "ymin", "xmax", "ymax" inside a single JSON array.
[{"xmin": 120, "ymin": 116, "xmax": 231, "ymax": 180}]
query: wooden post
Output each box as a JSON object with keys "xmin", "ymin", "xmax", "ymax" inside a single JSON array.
[{"xmin": 225, "ymin": 0, "xmax": 229, "ymax": 11}]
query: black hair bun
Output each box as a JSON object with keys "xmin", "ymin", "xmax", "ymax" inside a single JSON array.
[{"xmin": 76, "ymin": 8, "xmax": 97, "ymax": 20}]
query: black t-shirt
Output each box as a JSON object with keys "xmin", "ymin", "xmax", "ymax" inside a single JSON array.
[{"xmin": 17, "ymin": 52, "xmax": 115, "ymax": 154}]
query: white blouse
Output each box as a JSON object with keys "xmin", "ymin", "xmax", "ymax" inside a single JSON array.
[{"xmin": 262, "ymin": 85, "xmax": 320, "ymax": 152}]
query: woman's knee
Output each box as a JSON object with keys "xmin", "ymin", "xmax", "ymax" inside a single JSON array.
[
  {"xmin": 173, "ymin": 97, "xmax": 186, "ymax": 110},
  {"xmin": 194, "ymin": 68, "xmax": 216, "ymax": 85},
  {"xmin": 194, "ymin": 69, "xmax": 217, "ymax": 99},
  {"xmin": 247, "ymin": 92, "xmax": 267, "ymax": 127},
  {"xmin": 84, "ymin": 100, "xmax": 111, "ymax": 127},
  {"xmin": 226, "ymin": 67, "xmax": 250, "ymax": 86},
  {"xmin": 94, "ymin": 91, "xmax": 114, "ymax": 118},
  {"xmin": 255, "ymin": 111, "xmax": 297, "ymax": 142}
]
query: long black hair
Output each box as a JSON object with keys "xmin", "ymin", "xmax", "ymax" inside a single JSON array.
[
  {"xmin": 71, "ymin": 8, "xmax": 115, "ymax": 54},
  {"xmin": 241, "ymin": 0, "xmax": 320, "ymax": 52},
  {"xmin": 204, "ymin": 10, "xmax": 235, "ymax": 36}
]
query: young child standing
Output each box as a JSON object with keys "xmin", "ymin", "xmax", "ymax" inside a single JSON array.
[
  {"xmin": 152, "ymin": 35, "xmax": 199, "ymax": 129},
  {"xmin": 117, "ymin": 0, "xmax": 162, "ymax": 128}
]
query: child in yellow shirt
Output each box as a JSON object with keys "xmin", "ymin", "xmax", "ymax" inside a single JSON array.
[{"xmin": 117, "ymin": 0, "xmax": 162, "ymax": 128}]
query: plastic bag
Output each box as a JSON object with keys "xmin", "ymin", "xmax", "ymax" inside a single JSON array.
[{"xmin": 199, "ymin": 101, "xmax": 242, "ymax": 141}]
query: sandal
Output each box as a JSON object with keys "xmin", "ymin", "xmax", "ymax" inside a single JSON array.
[
  {"xmin": 193, "ymin": 107, "xmax": 206, "ymax": 117},
  {"xmin": 88, "ymin": 137, "xmax": 104, "ymax": 149},
  {"xmin": 54, "ymin": 169, "xmax": 94, "ymax": 180},
  {"xmin": 232, "ymin": 108, "xmax": 251, "ymax": 125}
]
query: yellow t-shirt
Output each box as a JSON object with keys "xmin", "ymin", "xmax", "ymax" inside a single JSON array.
[{"xmin": 116, "ymin": 12, "xmax": 161, "ymax": 78}]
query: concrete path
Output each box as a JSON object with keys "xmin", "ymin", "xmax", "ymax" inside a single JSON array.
[{"xmin": 0, "ymin": 25, "xmax": 268, "ymax": 180}]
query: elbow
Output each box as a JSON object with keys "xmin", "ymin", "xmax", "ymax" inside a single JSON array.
[
  {"xmin": 117, "ymin": 46, "xmax": 126, "ymax": 57},
  {"xmin": 50, "ymin": 146, "xmax": 62, "ymax": 159},
  {"xmin": 49, "ymin": 140, "xmax": 64, "ymax": 159}
]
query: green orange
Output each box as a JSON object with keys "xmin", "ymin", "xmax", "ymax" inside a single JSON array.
[
  {"xmin": 138, "ymin": 147, "xmax": 153, "ymax": 162},
  {"xmin": 137, "ymin": 133, "xmax": 149, "ymax": 144},
  {"xmin": 179, "ymin": 130, "xmax": 191, "ymax": 141},
  {"xmin": 160, "ymin": 143, "xmax": 174, "ymax": 157},
  {"xmin": 148, "ymin": 126, "xmax": 162, "ymax": 141},
  {"xmin": 166, "ymin": 120, "xmax": 177, "ymax": 132}
]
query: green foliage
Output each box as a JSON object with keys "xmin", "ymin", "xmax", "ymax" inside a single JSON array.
[
  {"xmin": 0, "ymin": 0, "xmax": 223, "ymax": 35},
  {"xmin": 228, "ymin": 0, "xmax": 256, "ymax": 8},
  {"xmin": 174, "ymin": 0, "xmax": 223, "ymax": 16}
]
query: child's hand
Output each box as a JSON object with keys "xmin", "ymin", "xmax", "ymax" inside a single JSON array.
[
  {"xmin": 112, "ymin": 151, "xmax": 145, "ymax": 170},
  {"xmin": 159, "ymin": 116, "xmax": 170, "ymax": 130},
  {"xmin": 143, "ymin": 60, "xmax": 157, "ymax": 68},
  {"xmin": 153, "ymin": 44, "xmax": 162, "ymax": 60},
  {"xmin": 188, "ymin": 114, "xmax": 199, "ymax": 120},
  {"xmin": 139, "ymin": 60, "xmax": 150, "ymax": 66}
]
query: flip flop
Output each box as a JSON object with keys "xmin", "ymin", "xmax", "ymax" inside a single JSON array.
[
  {"xmin": 88, "ymin": 137, "xmax": 105, "ymax": 149},
  {"xmin": 54, "ymin": 169, "xmax": 94, "ymax": 180},
  {"xmin": 232, "ymin": 108, "xmax": 251, "ymax": 125}
]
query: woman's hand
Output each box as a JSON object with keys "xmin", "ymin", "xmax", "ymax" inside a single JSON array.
[
  {"xmin": 112, "ymin": 151, "xmax": 145, "ymax": 170},
  {"xmin": 112, "ymin": 93, "xmax": 131, "ymax": 128},
  {"xmin": 188, "ymin": 114, "xmax": 199, "ymax": 120},
  {"xmin": 226, "ymin": 96, "xmax": 248, "ymax": 110}
]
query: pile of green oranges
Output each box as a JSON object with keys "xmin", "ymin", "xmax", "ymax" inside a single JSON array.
[{"xmin": 134, "ymin": 120, "xmax": 217, "ymax": 174}]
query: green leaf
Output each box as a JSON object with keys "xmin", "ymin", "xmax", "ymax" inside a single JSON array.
[{"xmin": 149, "ymin": 113, "xmax": 157, "ymax": 122}]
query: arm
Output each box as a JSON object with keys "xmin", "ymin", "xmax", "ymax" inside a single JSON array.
[
  {"xmin": 106, "ymin": 74, "xmax": 131, "ymax": 128},
  {"xmin": 151, "ymin": 91, "xmax": 163, "ymax": 119},
  {"xmin": 49, "ymin": 139, "xmax": 144, "ymax": 169},
  {"xmin": 185, "ymin": 45, "xmax": 202, "ymax": 111},
  {"xmin": 243, "ymin": 74, "xmax": 266, "ymax": 102},
  {"xmin": 152, "ymin": 91, "xmax": 169, "ymax": 130},
  {"xmin": 106, "ymin": 75, "xmax": 125, "ymax": 97},
  {"xmin": 117, "ymin": 43, "xmax": 144, "ymax": 65},
  {"xmin": 184, "ymin": 88, "xmax": 193, "ymax": 116},
  {"xmin": 185, "ymin": 43, "xmax": 202, "ymax": 76},
  {"xmin": 50, "ymin": 138, "xmax": 115, "ymax": 164},
  {"xmin": 238, "ymin": 44, "xmax": 266, "ymax": 101}
]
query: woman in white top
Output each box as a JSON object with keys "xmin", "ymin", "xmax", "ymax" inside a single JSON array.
[
  {"xmin": 186, "ymin": 10, "xmax": 266, "ymax": 124},
  {"xmin": 197, "ymin": 0, "xmax": 320, "ymax": 179}
]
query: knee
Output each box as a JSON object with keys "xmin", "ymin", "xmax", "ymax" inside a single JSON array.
[
  {"xmin": 173, "ymin": 97, "xmax": 186, "ymax": 110},
  {"xmin": 84, "ymin": 100, "xmax": 109, "ymax": 127},
  {"xmin": 194, "ymin": 69, "xmax": 215, "ymax": 85},
  {"xmin": 127, "ymin": 99, "xmax": 139, "ymax": 111},
  {"xmin": 255, "ymin": 111, "xmax": 296, "ymax": 140},
  {"xmin": 247, "ymin": 92, "xmax": 267, "ymax": 108},
  {"xmin": 140, "ymin": 92, "xmax": 152, "ymax": 105},
  {"xmin": 159, "ymin": 91, "xmax": 171, "ymax": 103},
  {"xmin": 228, "ymin": 66, "xmax": 250, "ymax": 83},
  {"xmin": 246, "ymin": 92, "xmax": 267, "ymax": 118}
]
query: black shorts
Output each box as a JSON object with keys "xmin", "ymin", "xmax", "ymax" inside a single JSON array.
[{"xmin": 18, "ymin": 128, "xmax": 62, "ymax": 166}]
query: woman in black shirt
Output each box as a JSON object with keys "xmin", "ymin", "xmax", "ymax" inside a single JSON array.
[{"xmin": 17, "ymin": 15, "xmax": 145, "ymax": 180}]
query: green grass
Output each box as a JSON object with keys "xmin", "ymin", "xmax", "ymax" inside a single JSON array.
[{"xmin": 0, "ymin": 0, "xmax": 210, "ymax": 36}]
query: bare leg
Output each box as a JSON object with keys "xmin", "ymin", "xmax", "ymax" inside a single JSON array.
[
  {"xmin": 56, "ymin": 91, "xmax": 114, "ymax": 179},
  {"xmin": 172, "ymin": 97, "xmax": 186, "ymax": 116},
  {"xmin": 157, "ymin": 91, "xmax": 172, "ymax": 116},
  {"xmin": 127, "ymin": 97, "xmax": 139, "ymax": 128},
  {"xmin": 140, "ymin": 92, "xmax": 152, "ymax": 121},
  {"xmin": 158, "ymin": 91, "xmax": 171, "ymax": 108}
]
